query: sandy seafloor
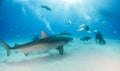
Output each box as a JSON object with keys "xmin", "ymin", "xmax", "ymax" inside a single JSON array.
[{"xmin": 0, "ymin": 39, "xmax": 120, "ymax": 71}]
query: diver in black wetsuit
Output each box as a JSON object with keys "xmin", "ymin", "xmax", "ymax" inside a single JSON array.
[{"xmin": 94, "ymin": 30, "xmax": 106, "ymax": 44}]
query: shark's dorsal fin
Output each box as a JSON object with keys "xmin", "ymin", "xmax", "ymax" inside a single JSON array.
[{"xmin": 41, "ymin": 31, "xmax": 49, "ymax": 39}]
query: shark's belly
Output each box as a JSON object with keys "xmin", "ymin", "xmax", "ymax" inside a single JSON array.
[{"xmin": 18, "ymin": 43, "xmax": 59, "ymax": 53}]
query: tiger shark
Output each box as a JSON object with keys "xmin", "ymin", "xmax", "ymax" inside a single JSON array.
[{"xmin": 0, "ymin": 31, "xmax": 73, "ymax": 56}]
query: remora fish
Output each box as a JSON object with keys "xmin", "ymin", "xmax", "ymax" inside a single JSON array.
[{"xmin": 0, "ymin": 31, "xmax": 73, "ymax": 56}]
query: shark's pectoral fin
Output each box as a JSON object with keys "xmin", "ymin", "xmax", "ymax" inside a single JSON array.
[
  {"xmin": 24, "ymin": 53, "xmax": 29, "ymax": 56},
  {"xmin": 56, "ymin": 46, "xmax": 64, "ymax": 55}
]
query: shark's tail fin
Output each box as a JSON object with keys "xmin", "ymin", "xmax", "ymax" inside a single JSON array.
[{"xmin": 0, "ymin": 39, "xmax": 10, "ymax": 56}]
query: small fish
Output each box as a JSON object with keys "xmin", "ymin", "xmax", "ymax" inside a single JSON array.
[
  {"xmin": 94, "ymin": 30, "xmax": 98, "ymax": 33},
  {"xmin": 87, "ymin": 30, "xmax": 92, "ymax": 33},
  {"xmin": 77, "ymin": 27, "xmax": 84, "ymax": 31},
  {"xmin": 78, "ymin": 25, "xmax": 91, "ymax": 32},
  {"xmin": 79, "ymin": 24, "xmax": 85, "ymax": 28},
  {"xmin": 68, "ymin": 20, "xmax": 72, "ymax": 25},
  {"xmin": 41, "ymin": 5, "xmax": 52, "ymax": 11}
]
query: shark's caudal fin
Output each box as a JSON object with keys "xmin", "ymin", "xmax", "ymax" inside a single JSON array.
[{"xmin": 0, "ymin": 39, "xmax": 10, "ymax": 56}]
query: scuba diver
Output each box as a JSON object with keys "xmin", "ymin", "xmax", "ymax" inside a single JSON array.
[{"xmin": 94, "ymin": 30, "xmax": 106, "ymax": 44}]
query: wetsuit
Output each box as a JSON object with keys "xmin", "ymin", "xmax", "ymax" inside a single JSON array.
[{"xmin": 95, "ymin": 32, "xmax": 106, "ymax": 44}]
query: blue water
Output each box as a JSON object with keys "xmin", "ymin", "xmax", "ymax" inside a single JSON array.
[{"xmin": 0, "ymin": 0, "xmax": 120, "ymax": 41}]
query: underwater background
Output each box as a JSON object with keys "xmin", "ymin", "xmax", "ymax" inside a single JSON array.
[{"xmin": 0, "ymin": 0, "xmax": 120, "ymax": 41}]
